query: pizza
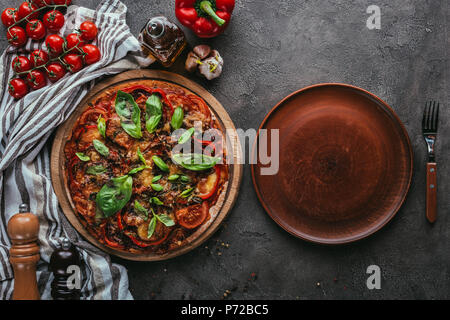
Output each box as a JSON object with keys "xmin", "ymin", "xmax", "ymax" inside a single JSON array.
[{"xmin": 64, "ymin": 80, "xmax": 228, "ymax": 254}]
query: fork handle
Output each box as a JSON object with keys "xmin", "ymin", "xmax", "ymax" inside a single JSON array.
[{"xmin": 426, "ymin": 162, "xmax": 437, "ymax": 223}]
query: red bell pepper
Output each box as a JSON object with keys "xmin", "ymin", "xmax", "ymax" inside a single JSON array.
[
  {"xmin": 199, "ymin": 165, "xmax": 220, "ymax": 199},
  {"xmin": 124, "ymin": 231, "xmax": 169, "ymax": 247},
  {"xmin": 120, "ymin": 84, "xmax": 174, "ymax": 115},
  {"xmin": 175, "ymin": 0, "xmax": 235, "ymax": 38}
]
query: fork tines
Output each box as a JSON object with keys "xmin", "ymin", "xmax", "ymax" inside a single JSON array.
[{"xmin": 422, "ymin": 101, "xmax": 440, "ymax": 134}]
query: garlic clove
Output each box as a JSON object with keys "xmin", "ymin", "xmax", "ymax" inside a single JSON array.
[
  {"xmin": 193, "ymin": 44, "xmax": 211, "ymax": 60},
  {"xmin": 185, "ymin": 51, "xmax": 200, "ymax": 73}
]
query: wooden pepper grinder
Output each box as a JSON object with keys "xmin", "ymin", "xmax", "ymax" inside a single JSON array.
[
  {"xmin": 50, "ymin": 237, "xmax": 81, "ymax": 300},
  {"xmin": 7, "ymin": 204, "xmax": 40, "ymax": 300}
]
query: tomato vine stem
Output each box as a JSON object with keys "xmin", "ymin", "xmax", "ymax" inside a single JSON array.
[{"xmin": 7, "ymin": 4, "xmax": 68, "ymax": 38}]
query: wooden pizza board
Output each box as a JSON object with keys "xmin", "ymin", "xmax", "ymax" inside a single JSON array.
[{"xmin": 51, "ymin": 70, "xmax": 243, "ymax": 261}]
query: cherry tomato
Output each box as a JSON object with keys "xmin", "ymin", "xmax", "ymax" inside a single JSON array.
[
  {"xmin": 26, "ymin": 19, "xmax": 46, "ymax": 40},
  {"xmin": 32, "ymin": 0, "xmax": 53, "ymax": 7},
  {"xmin": 45, "ymin": 34, "xmax": 64, "ymax": 56},
  {"xmin": 65, "ymin": 33, "xmax": 85, "ymax": 51},
  {"xmin": 9, "ymin": 78, "xmax": 29, "ymax": 99},
  {"xmin": 18, "ymin": 2, "xmax": 39, "ymax": 20},
  {"xmin": 81, "ymin": 44, "xmax": 101, "ymax": 65},
  {"xmin": 12, "ymin": 56, "xmax": 32, "ymax": 73},
  {"xmin": 53, "ymin": 0, "xmax": 72, "ymax": 4},
  {"xmin": 63, "ymin": 54, "xmax": 84, "ymax": 73},
  {"xmin": 175, "ymin": 202, "xmax": 209, "ymax": 229},
  {"xmin": 79, "ymin": 21, "xmax": 98, "ymax": 41},
  {"xmin": 26, "ymin": 69, "xmax": 47, "ymax": 90},
  {"xmin": 1, "ymin": 8, "xmax": 18, "ymax": 27},
  {"xmin": 7, "ymin": 26, "xmax": 27, "ymax": 47},
  {"xmin": 30, "ymin": 49, "xmax": 49, "ymax": 67},
  {"xmin": 134, "ymin": 221, "xmax": 171, "ymax": 245},
  {"xmin": 46, "ymin": 62, "xmax": 66, "ymax": 82},
  {"xmin": 43, "ymin": 10, "xmax": 64, "ymax": 32}
]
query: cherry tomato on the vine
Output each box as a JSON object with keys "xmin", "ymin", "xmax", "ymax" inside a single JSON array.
[
  {"xmin": 45, "ymin": 34, "xmax": 64, "ymax": 56},
  {"xmin": 26, "ymin": 69, "xmax": 47, "ymax": 90},
  {"xmin": 1, "ymin": 8, "xmax": 18, "ymax": 27},
  {"xmin": 7, "ymin": 26, "xmax": 27, "ymax": 47},
  {"xmin": 18, "ymin": 2, "xmax": 39, "ymax": 20},
  {"xmin": 81, "ymin": 44, "xmax": 101, "ymax": 65},
  {"xmin": 30, "ymin": 49, "xmax": 49, "ymax": 67},
  {"xmin": 63, "ymin": 54, "xmax": 84, "ymax": 73},
  {"xmin": 12, "ymin": 56, "xmax": 32, "ymax": 73},
  {"xmin": 43, "ymin": 10, "xmax": 64, "ymax": 32},
  {"xmin": 32, "ymin": 0, "xmax": 53, "ymax": 8},
  {"xmin": 65, "ymin": 33, "xmax": 86, "ymax": 52},
  {"xmin": 9, "ymin": 78, "xmax": 29, "ymax": 99},
  {"xmin": 79, "ymin": 21, "xmax": 98, "ymax": 41},
  {"xmin": 26, "ymin": 19, "xmax": 46, "ymax": 40},
  {"xmin": 53, "ymin": 0, "xmax": 72, "ymax": 5},
  {"xmin": 46, "ymin": 62, "xmax": 66, "ymax": 82}
]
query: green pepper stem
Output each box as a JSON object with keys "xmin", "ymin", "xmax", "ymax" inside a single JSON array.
[{"xmin": 200, "ymin": 1, "xmax": 225, "ymax": 27}]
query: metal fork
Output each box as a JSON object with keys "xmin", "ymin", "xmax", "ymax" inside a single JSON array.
[{"xmin": 422, "ymin": 101, "xmax": 440, "ymax": 223}]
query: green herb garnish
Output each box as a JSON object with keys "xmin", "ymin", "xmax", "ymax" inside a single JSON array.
[
  {"xmin": 145, "ymin": 94, "xmax": 162, "ymax": 133},
  {"xmin": 178, "ymin": 128, "xmax": 195, "ymax": 144},
  {"xmin": 93, "ymin": 139, "xmax": 109, "ymax": 157},
  {"xmin": 152, "ymin": 175, "xmax": 162, "ymax": 183},
  {"xmin": 172, "ymin": 153, "xmax": 220, "ymax": 171},
  {"xmin": 171, "ymin": 106, "xmax": 184, "ymax": 130},
  {"xmin": 151, "ymin": 184, "xmax": 164, "ymax": 192},
  {"xmin": 96, "ymin": 175, "xmax": 132, "ymax": 217},
  {"xmin": 152, "ymin": 155, "xmax": 169, "ymax": 172},
  {"xmin": 97, "ymin": 115, "xmax": 106, "ymax": 138},
  {"xmin": 115, "ymin": 90, "xmax": 142, "ymax": 139},
  {"xmin": 76, "ymin": 152, "xmax": 90, "ymax": 162},
  {"xmin": 86, "ymin": 165, "xmax": 106, "ymax": 175}
]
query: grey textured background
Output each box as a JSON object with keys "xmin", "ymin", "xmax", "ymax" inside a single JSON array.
[{"xmin": 1, "ymin": 0, "xmax": 449, "ymax": 299}]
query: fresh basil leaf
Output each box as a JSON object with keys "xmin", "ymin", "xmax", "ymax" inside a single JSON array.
[
  {"xmin": 172, "ymin": 153, "xmax": 220, "ymax": 171},
  {"xmin": 115, "ymin": 90, "xmax": 142, "ymax": 139},
  {"xmin": 76, "ymin": 152, "xmax": 90, "ymax": 162},
  {"xmin": 97, "ymin": 115, "xmax": 106, "ymax": 138},
  {"xmin": 96, "ymin": 175, "xmax": 132, "ymax": 217},
  {"xmin": 94, "ymin": 206, "xmax": 104, "ymax": 224},
  {"xmin": 145, "ymin": 94, "xmax": 162, "ymax": 133},
  {"xmin": 178, "ymin": 128, "xmax": 195, "ymax": 144},
  {"xmin": 134, "ymin": 200, "xmax": 148, "ymax": 220},
  {"xmin": 147, "ymin": 216, "xmax": 156, "ymax": 238},
  {"xmin": 151, "ymin": 197, "xmax": 164, "ymax": 205},
  {"xmin": 180, "ymin": 175, "xmax": 190, "ymax": 183},
  {"xmin": 93, "ymin": 139, "xmax": 109, "ymax": 157},
  {"xmin": 151, "ymin": 184, "xmax": 164, "ymax": 192},
  {"xmin": 180, "ymin": 187, "xmax": 194, "ymax": 198},
  {"xmin": 152, "ymin": 175, "xmax": 162, "ymax": 183},
  {"xmin": 86, "ymin": 165, "xmax": 106, "ymax": 175},
  {"xmin": 156, "ymin": 214, "xmax": 175, "ymax": 227},
  {"xmin": 168, "ymin": 174, "xmax": 180, "ymax": 182},
  {"xmin": 128, "ymin": 165, "xmax": 147, "ymax": 175},
  {"xmin": 152, "ymin": 155, "xmax": 169, "ymax": 172},
  {"xmin": 171, "ymin": 106, "xmax": 184, "ymax": 130},
  {"xmin": 137, "ymin": 147, "xmax": 147, "ymax": 166}
]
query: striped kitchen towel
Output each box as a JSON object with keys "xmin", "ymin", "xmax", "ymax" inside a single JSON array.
[{"xmin": 0, "ymin": 0, "xmax": 153, "ymax": 300}]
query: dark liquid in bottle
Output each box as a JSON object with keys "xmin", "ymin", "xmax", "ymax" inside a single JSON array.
[{"xmin": 139, "ymin": 16, "xmax": 187, "ymax": 67}]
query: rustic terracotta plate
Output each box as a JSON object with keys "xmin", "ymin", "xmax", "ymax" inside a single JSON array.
[
  {"xmin": 252, "ymin": 84, "xmax": 413, "ymax": 244},
  {"xmin": 51, "ymin": 70, "xmax": 243, "ymax": 261}
]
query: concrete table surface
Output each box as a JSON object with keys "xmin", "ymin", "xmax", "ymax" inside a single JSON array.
[{"xmin": 1, "ymin": 0, "xmax": 449, "ymax": 299}]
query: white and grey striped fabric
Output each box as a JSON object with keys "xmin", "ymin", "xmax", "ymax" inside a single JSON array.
[{"xmin": 0, "ymin": 0, "xmax": 153, "ymax": 300}]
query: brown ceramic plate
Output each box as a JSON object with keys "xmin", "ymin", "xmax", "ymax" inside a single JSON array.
[{"xmin": 251, "ymin": 84, "xmax": 413, "ymax": 244}]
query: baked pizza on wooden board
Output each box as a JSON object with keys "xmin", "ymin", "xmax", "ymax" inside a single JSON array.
[{"xmin": 51, "ymin": 70, "xmax": 243, "ymax": 261}]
